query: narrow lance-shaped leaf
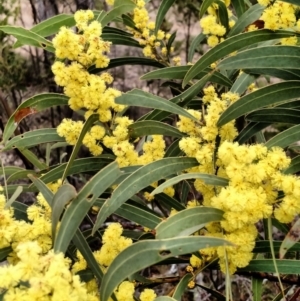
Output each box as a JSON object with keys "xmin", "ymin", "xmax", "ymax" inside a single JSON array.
[
  {"xmin": 155, "ymin": 207, "xmax": 224, "ymax": 239},
  {"xmin": 100, "ymin": 0, "xmax": 136, "ymax": 27},
  {"xmin": 142, "ymin": 72, "xmax": 212, "ymax": 122},
  {"xmin": 172, "ymin": 274, "xmax": 193, "ymax": 301},
  {"xmin": 94, "ymin": 199, "xmax": 161, "ymax": 229},
  {"xmin": 231, "ymin": 0, "xmax": 246, "ymax": 17},
  {"xmin": 128, "ymin": 121, "xmax": 185, "ymax": 138},
  {"xmin": 2, "ymin": 93, "xmax": 68, "ymax": 143},
  {"xmin": 246, "ymin": 108, "xmax": 300, "ymax": 124},
  {"xmin": 101, "ymin": 33, "xmax": 141, "ymax": 47},
  {"xmin": 151, "ymin": 173, "xmax": 228, "ymax": 196},
  {"xmin": 3, "ymin": 129, "xmax": 65, "ymax": 151},
  {"xmin": 54, "ymin": 162, "xmax": 121, "ymax": 254},
  {"xmin": 238, "ymin": 259, "xmax": 300, "ymax": 274},
  {"xmin": 0, "ymin": 26, "xmax": 54, "ymax": 52},
  {"xmin": 265, "ymin": 125, "xmax": 300, "ymax": 149},
  {"xmin": 72, "ymin": 229, "xmax": 104, "ymax": 283},
  {"xmin": 188, "ymin": 33, "xmax": 206, "ymax": 62},
  {"xmin": 141, "ymin": 66, "xmax": 232, "ymax": 87},
  {"xmin": 218, "ymin": 81, "xmax": 300, "ymax": 127},
  {"xmin": 30, "ymin": 14, "xmax": 75, "ymax": 37},
  {"xmin": 230, "ymin": 73, "xmax": 257, "ymax": 95},
  {"xmin": 218, "ymin": 46, "xmax": 300, "ymax": 71},
  {"xmin": 279, "ymin": 219, "xmax": 300, "ymax": 259},
  {"xmin": 90, "ymin": 57, "xmax": 164, "ymax": 73},
  {"xmin": 100, "ymin": 236, "xmax": 232, "ymax": 301},
  {"xmin": 4, "ymin": 186, "xmax": 23, "ymax": 209},
  {"xmin": 155, "ymin": 0, "xmax": 176, "ymax": 34},
  {"xmin": 183, "ymin": 30, "xmax": 299, "ymax": 87},
  {"xmin": 51, "ymin": 184, "xmax": 77, "ymax": 241},
  {"xmin": 61, "ymin": 114, "xmax": 99, "ymax": 183},
  {"xmin": 27, "ymin": 174, "xmax": 54, "ymax": 207},
  {"xmin": 199, "ymin": 0, "xmax": 216, "ymax": 18},
  {"xmin": 38, "ymin": 156, "xmax": 114, "ymax": 185},
  {"xmin": 92, "ymin": 157, "xmax": 199, "ymax": 234},
  {"xmin": 115, "ymin": 89, "xmax": 199, "ymax": 122},
  {"xmin": 228, "ymin": 4, "xmax": 265, "ymax": 37}
]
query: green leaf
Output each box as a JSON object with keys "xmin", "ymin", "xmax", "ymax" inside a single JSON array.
[
  {"xmin": 199, "ymin": 0, "xmax": 215, "ymax": 18},
  {"xmin": 4, "ymin": 186, "xmax": 23, "ymax": 209},
  {"xmin": 238, "ymin": 259, "xmax": 300, "ymax": 273},
  {"xmin": 115, "ymin": 89, "xmax": 199, "ymax": 122},
  {"xmin": 155, "ymin": 207, "xmax": 224, "ymax": 239},
  {"xmin": 128, "ymin": 121, "xmax": 185, "ymax": 138},
  {"xmin": 39, "ymin": 156, "xmax": 114, "ymax": 185},
  {"xmin": 100, "ymin": 0, "xmax": 135, "ymax": 27},
  {"xmin": 218, "ymin": 45, "xmax": 300, "ymax": 71},
  {"xmin": 100, "ymin": 236, "xmax": 232, "ymax": 301},
  {"xmin": 151, "ymin": 173, "xmax": 228, "ymax": 196},
  {"xmin": 188, "ymin": 33, "xmax": 206, "ymax": 62},
  {"xmin": 172, "ymin": 274, "xmax": 193, "ymax": 301},
  {"xmin": 142, "ymin": 73, "xmax": 212, "ymax": 122},
  {"xmin": 93, "ymin": 157, "xmax": 199, "ymax": 234},
  {"xmin": 252, "ymin": 278, "xmax": 263, "ymax": 301},
  {"xmin": 94, "ymin": 199, "xmax": 161, "ymax": 229},
  {"xmin": 155, "ymin": 0, "xmax": 176, "ymax": 34},
  {"xmin": 228, "ymin": 4, "xmax": 265, "ymax": 37},
  {"xmin": 7, "ymin": 169, "xmax": 38, "ymax": 183},
  {"xmin": 27, "ymin": 174, "xmax": 53, "ymax": 207},
  {"xmin": 51, "ymin": 184, "xmax": 77, "ymax": 241},
  {"xmin": 218, "ymin": 81, "xmax": 300, "ymax": 127},
  {"xmin": 143, "ymin": 187, "xmax": 186, "ymax": 211},
  {"xmin": 11, "ymin": 201, "xmax": 30, "ymax": 221},
  {"xmin": 141, "ymin": 66, "xmax": 232, "ymax": 87},
  {"xmin": 54, "ymin": 162, "xmax": 121, "ymax": 254},
  {"xmin": 235, "ymin": 122, "xmax": 270, "ymax": 144},
  {"xmin": 231, "ymin": 0, "xmax": 246, "ymax": 17},
  {"xmin": 230, "ymin": 73, "xmax": 256, "ymax": 95},
  {"xmin": 72, "ymin": 229, "xmax": 104, "ymax": 282},
  {"xmin": 164, "ymin": 139, "xmax": 183, "ymax": 158},
  {"xmin": 253, "ymin": 240, "xmax": 300, "ymax": 253},
  {"xmin": 90, "ymin": 57, "xmax": 164, "ymax": 73},
  {"xmin": 183, "ymin": 29, "xmax": 299, "ymax": 87},
  {"xmin": 215, "ymin": 0, "xmax": 229, "ymax": 31},
  {"xmin": 61, "ymin": 114, "xmax": 99, "ymax": 183},
  {"xmin": 102, "ymin": 33, "xmax": 141, "ymax": 47},
  {"xmin": 3, "ymin": 129, "xmax": 65, "ymax": 151},
  {"xmin": 0, "ymin": 247, "xmax": 12, "ymax": 261},
  {"xmin": 2, "ymin": 93, "xmax": 68, "ymax": 143},
  {"xmin": 0, "ymin": 166, "xmax": 24, "ymax": 177},
  {"xmin": 279, "ymin": 219, "xmax": 300, "ymax": 259},
  {"xmin": 155, "ymin": 298, "xmax": 177, "ymax": 301},
  {"xmin": 265, "ymin": 125, "xmax": 300, "ymax": 149},
  {"xmin": 19, "ymin": 148, "xmax": 48, "ymax": 170},
  {"xmin": 283, "ymin": 155, "xmax": 300, "ymax": 174},
  {"xmin": 0, "ymin": 26, "xmax": 54, "ymax": 52},
  {"xmin": 246, "ymin": 108, "xmax": 300, "ymax": 124},
  {"xmin": 246, "ymin": 68, "xmax": 300, "ymax": 81},
  {"xmin": 30, "ymin": 14, "xmax": 75, "ymax": 37}
]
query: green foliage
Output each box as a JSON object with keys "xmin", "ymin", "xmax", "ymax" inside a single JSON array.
[{"xmin": 1, "ymin": 0, "xmax": 300, "ymax": 300}]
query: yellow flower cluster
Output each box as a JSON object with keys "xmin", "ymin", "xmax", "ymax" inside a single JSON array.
[
  {"xmin": 52, "ymin": 10, "xmax": 126, "ymax": 155},
  {"xmin": 0, "ymin": 241, "xmax": 97, "ymax": 301},
  {"xmin": 0, "ymin": 181, "xmax": 61, "ymax": 265},
  {"xmin": 258, "ymin": 1, "xmax": 299, "ymax": 45},
  {"xmin": 178, "ymin": 87, "xmax": 238, "ymax": 176},
  {"xmin": 129, "ymin": 0, "xmax": 172, "ymax": 60},
  {"xmin": 199, "ymin": 1, "xmax": 233, "ymax": 47},
  {"xmin": 73, "ymin": 223, "xmax": 135, "ymax": 300},
  {"xmin": 93, "ymin": 223, "xmax": 132, "ymax": 268},
  {"xmin": 177, "ymin": 84, "xmax": 300, "ymax": 274}
]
